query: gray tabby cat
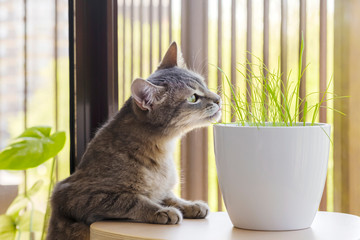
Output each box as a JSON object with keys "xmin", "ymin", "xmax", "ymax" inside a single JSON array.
[{"xmin": 47, "ymin": 42, "xmax": 221, "ymax": 240}]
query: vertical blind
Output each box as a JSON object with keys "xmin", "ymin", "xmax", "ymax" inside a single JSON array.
[{"xmin": 0, "ymin": 0, "xmax": 69, "ymax": 190}]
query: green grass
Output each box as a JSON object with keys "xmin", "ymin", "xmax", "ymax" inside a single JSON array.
[{"xmin": 216, "ymin": 39, "xmax": 345, "ymax": 127}]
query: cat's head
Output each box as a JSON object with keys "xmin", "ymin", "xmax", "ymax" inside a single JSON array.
[{"xmin": 131, "ymin": 42, "xmax": 221, "ymax": 136}]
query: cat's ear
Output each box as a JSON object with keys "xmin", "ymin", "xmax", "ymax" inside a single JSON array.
[
  {"xmin": 131, "ymin": 78, "xmax": 165, "ymax": 111},
  {"xmin": 158, "ymin": 41, "xmax": 186, "ymax": 70}
]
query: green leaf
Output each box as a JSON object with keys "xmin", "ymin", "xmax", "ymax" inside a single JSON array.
[
  {"xmin": 17, "ymin": 126, "xmax": 51, "ymax": 139},
  {"xmin": 0, "ymin": 127, "xmax": 66, "ymax": 170},
  {"xmin": 42, "ymin": 132, "xmax": 66, "ymax": 161},
  {"xmin": 5, "ymin": 181, "xmax": 43, "ymax": 224},
  {"xmin": 0, "ymin": 139, "xmax": 43, "ymax": 170},
  {"xmin": 0, "ymin": 214, "xmax": 16, "ymax": 239},
  {"xmin": 27, "ymin": 180, "xmax": 43, "ymax": 197},
  {"xmin": 6, "ymin": 195, "xmax": 28, "ymax": 221},
  {"xmin": 18, "ymin": 210, "xmax": 44, "ymax": 232}
]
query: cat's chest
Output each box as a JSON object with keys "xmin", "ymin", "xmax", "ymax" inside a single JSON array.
[{"xmin": 142, "ymin": 146, "xmax": 177, "ymax": 200}]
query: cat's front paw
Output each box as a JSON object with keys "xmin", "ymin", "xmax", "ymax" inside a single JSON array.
[
  {"xmin": 154, "ymin": 207, "xmax": 183, "ymax": 224},
  {"xmin": 182, "ymin": 201, "xmax": 209, "ymax": 219}
]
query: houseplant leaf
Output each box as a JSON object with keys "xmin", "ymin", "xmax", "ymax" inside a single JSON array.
[
  {"xmin": 6, "ymin": 195, "xmax": 28, "ymax": 221},
  {"xmin": 0, "ymin": 126, "xmax": 66, "ymax": 170},
  {"xmin": 18, "ymin": 126, "xmax": 51, "ymax": 139},
  {"xmin": 6, "ymin": 180, "xmax": 43, "ymax": 222},
  {"xmin": 0, "ymin": 214, "xmax": 16, "ymax": 239},
  {"xmin": 18, "ymin": 210, "xmax": 44, "ymax": 232},
  {"xmin": 27, "ymin": 180, "xmax": 43, "ymax": 197},
  {"xmin": 42, "ymin": 132, "xmax": 66, "ymax": 162}
]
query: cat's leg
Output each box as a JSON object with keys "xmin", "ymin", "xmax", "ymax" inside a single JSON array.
[
  {"xmin": 161, "ymin": 192, "xmax": 209, "ymax": 219},
  {"xmin": 74, "ymin": 193, "xmax": 183, "ymax": 225},
  {"xmin": 123, "ymin": 195, "xmax": 183, "ymax": 224}
]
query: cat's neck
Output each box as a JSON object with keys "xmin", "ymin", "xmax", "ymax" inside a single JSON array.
[{"xmin": 109, "ymin": 100, "xmax": 178, "ymax": 158}]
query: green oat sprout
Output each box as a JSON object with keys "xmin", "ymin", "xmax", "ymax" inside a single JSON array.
[{"xmin": 213, "ymin": 41, "xmax": 347, "ymax": 127}]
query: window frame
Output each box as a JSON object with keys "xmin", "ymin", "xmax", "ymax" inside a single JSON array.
[{"xmin": 69, "ymin": 0, "xmax": 118, "ymax": 173}]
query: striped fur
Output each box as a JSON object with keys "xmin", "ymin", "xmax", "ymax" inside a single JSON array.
[{"xmin": 47, "ymin": 42, "xmax": 221, "ymax": 240}]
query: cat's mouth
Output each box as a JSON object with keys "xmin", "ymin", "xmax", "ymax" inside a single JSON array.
[{"xmin": 208, "ymin": 108, "xmax": 222, "ymax": 121}]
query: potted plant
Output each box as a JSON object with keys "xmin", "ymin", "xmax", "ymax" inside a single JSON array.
[
  {"xmin": 0, "ymin": 126, "xmax": 66, "ymax": 239},
  {"xmin": 213, "ymin": 44, "xmax": 339, "ymax": 230}
]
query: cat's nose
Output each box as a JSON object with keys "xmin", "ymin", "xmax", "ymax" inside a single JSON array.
[{"xmin": 214, "ymin": 96, "xmax": 221, "ymax": 106}]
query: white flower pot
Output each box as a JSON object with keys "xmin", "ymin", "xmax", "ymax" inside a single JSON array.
[{"xmin": 213, "ymin": 123, "xmax": 331, "ymax": 231}]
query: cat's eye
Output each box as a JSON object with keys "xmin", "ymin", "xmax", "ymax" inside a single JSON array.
[{"xmin": 187, "ymin": 94, "xmax": 199, "ymax": 103}]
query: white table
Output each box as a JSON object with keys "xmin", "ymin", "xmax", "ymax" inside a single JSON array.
[{"xmin": 90, "ymin": 211, "xmax": 360, "ymax": 240}]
